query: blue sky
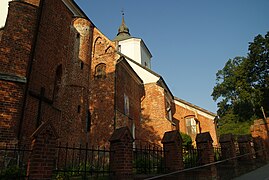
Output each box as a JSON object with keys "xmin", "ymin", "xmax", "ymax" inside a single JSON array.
[
  {"xmin": 1, "ymin": 0, "xmax": 268, "ymax": 113},
  {"xmin": 74, "ymin": 0, "xmax": 269, "ymax": 113}
]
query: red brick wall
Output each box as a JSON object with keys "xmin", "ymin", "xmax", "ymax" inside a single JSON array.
[
  {"xmin": 90, "ymin": 29, "xmax": 145, "ymax": 148},
  {"xmin": 198, "ymin": 114, "xmax": 218, "ymax": 146},
  {"xmin": 0, "ymin": 1, "xmax": 38, "ymax": 77},
  {"xmin": 115, "ymin": 60, "xmax": 144, "ymax": 139},
  {"xmin": 12, "ymin": 0, "xmax": 94, "ymax": 146},
  {"xmin": 251, "ymin": 118, "xmax": 269, "ymax": 152},
  {"xmin": 0, "ymin": 81, "xmax": 24, "ymax": 147},
  {"xmin": 174, "ymin": 102, "xmax": 218, "ymax": 146},
  {"xmin": 22, "ymin": 0, "xmax": 40, "ymax": 7},
  {"xmin": 0, "ymin": 28, "xmax": 4, "ymax": 40},
  {"xmin": 139, "ymin": 83, "xmax": 176, "ymax": 146},
  {"xmin": 89, "ymin": 28, "xmax": 118, "ymax": 147},
  {"xmin": 0, "ymin": 1, "xmax": 39, "ymax": 147}
]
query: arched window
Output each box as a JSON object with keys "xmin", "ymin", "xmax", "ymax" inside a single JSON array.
[
  {"xmin": 53, "ymin": 64, "xmax": 62, "ymax": 100},
  {"xmin": 94, "ymin": 63, "xmax": 106, "ymax": 79},
  {"xmin": 124, "ymin": 93, "xmax": 129, "ymax": 116},
  {"xmin": 93, "ymin": 37, "xmax": 102, "ymax": 57},
  {"xmin": 185, "ymin": 116, "xmax": 200, "ymax": 137},
  {"xmin": 165, "ymin": 98, "xmax": 172, "ymax": 121}
]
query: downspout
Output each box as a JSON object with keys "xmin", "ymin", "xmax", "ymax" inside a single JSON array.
[
  {"xmin": 113, "ymin": 60, "xmax": 117, "ymax": 130},
  {"xmin": 18, "ymin": 0, "xmax": 44, "ymax": 141},
  {"xmin": 86, "ymin": 24, "xmax": 94, "ymax": 144}
]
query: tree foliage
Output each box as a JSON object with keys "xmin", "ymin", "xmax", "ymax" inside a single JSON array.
[
  {"xmin": 180, "ymin": 133, "xmax": 193, "ymax": 149},
  {"xmin": 212, "ymin": 32, "xmax": 269, "ymax": 134}
]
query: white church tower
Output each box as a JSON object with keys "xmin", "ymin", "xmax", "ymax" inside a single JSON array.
[
  {"xmin": 0, "ymin": 0, "xmax": 12, "ymax": 27},
  {"xmin": 113, "ymin": 13, "xmax": 152, "ymax": 69}
]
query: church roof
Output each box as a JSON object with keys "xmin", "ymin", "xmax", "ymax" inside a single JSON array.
[
  {"xmin": 174, "ymin": 97, "xmax": 217, "ymax": 117},
  {"xmin": 117, "ymin": 52, "xmax": 174, "ymax": 99},
  {"xmin": 116, "ymin": 56, "xmax": 144, "ymax": 85},
  {"xmin": 63, "ymin": 0, "xmax": 96, "ymax": 27},
  {"xmin": 113, "ymin": 13, "xmax": 132, "ymax": 41}
]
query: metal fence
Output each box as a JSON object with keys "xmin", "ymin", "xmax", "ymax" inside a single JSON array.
[
  {"xmin": 0, "ymin": 145, "xmax": 32, "ymax": 179},
  {"xmin": 182, "ymin": 147, "xmax": 223, "ymax": 169},
  {"xmin": 183, "ymin": 148, "xmax": 202, "ymax": 168},
  {"xmin": 133, "ymin": 144, "xmax": 165, "ymax": 174},
  {"xmin": 214, "ymin": 147, "xmax": 222, "ymax": 161},
  {"xmin": 53, "ymin": 143, "xmax": 113, "ymax": 179},
  {"xmin": 146, "ymin": 148, "xmax": 269, "ymax": 180}
]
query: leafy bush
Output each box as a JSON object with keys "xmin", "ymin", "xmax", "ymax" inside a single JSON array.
[
  {"xmin": 180, "ymin": 133, "xmax": 193, "ymax": 149},
  {"xmin": 0, "ymin": 165, "xmax": 26, "ymax": 180}
]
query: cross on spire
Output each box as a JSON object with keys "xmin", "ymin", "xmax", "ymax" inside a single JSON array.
[{"xmin": 113, "ymin": 8, "xmax": 131, "ymax": 41}]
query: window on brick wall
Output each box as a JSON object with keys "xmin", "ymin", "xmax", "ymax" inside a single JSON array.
[
  {"xmin": 124, "ymin": 94, "xmax": 130, "ymax": 116},
  {"xmin": 53, "ymin": 64, "xmax": 62, "ymax": 100},
  {"xmin": 165, "ymin": 97, "xmax": 172, "ymax": 121},
  {"xmin": 86, "ymin": 110, "xmax": 91, "ymax": 131},
  {"xmin": 80, "ymin": 61, "xmax": 84, "ymax": 70},
  {"xmin": 94, "ymin": 63, "xmax": 106, "ymax": 79},
  {"xmin": 185, "ymin": 116, "xmax": 200, "ymax": 137}
]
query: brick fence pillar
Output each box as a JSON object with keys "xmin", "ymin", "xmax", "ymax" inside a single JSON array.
[
  {"xmin": 237, "ymin": 135, "xmax": 254, "ymax": 160},
  {"xmin": 196, "ymin": 132, "xmax": 214, "ymax": 165},
  {"xmin": 27, "ymin": 121, "xmax": 59, "ymax": 180},
  {"xmin": 219, "ymin": 133, "xmax": 239, "ymax": 177},
  {"xmin": 161, "ymin": 130, "xmax": 183, "ymax": 172},
  {"xmin": 251, "ymin": 118, "xmax": 269, "ymax": 158},
  {"xmin": 219, "ymin": 133, "xmax": 237, "ymax": 160},
  {"xmin": 252, "ymin": 136, "xmax": 268, "ymax": 160},
  {"xmin": 109, "ymin": 127, "xmax": 134, "ymax": 179}
]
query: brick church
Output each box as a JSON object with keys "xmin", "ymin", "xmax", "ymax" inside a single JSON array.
[{"xmin": 0, "ymin": 0, "xmax": 218, "ymax": 148}]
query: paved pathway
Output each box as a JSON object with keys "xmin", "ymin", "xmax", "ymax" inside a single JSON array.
[{"xmin": 233, "ymin": 163, "xmax": 269, "ymax": 180}]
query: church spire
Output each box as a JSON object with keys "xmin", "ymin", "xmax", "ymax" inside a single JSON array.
[{"xmin": 113, "ymin": 11, "xmax": 131, "ymax": 41}]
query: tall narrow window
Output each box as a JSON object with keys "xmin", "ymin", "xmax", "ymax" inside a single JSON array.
[
  {"xmin": 86, "ymin": 110, "xmax": 91, "ymax": 132},
  {"xmin": 165, "ymin": 97, "xmax": 172, "ymax": 121},
  {"xmin": 53, "ymin": 64, "xmax": 62, "ymax": 100},
  {"xmin": 77, "ymin": 105, "xmax": 81, "ymax": 113},
  {"xmin": 132, "ymin": 121, "xmax": 136, "ymax": 148},
  {"xmin": 185, "ymin": 116, "xmax": 199, "ymax": 137},
  {"xmin": 94, "ymin": 63, "xmax": 106, "ymax": 79},
  {"xmin": 124, "ymin": 94, "xmax": 129, "ymax": 116},
  {"xmin": 80, "ymin": 61, "xmax": 84, "ymax": 70}
]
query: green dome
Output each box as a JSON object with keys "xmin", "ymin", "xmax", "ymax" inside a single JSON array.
[{"xmin": 113, "ymin": 14, "xmax": 131, "ymax": 41}]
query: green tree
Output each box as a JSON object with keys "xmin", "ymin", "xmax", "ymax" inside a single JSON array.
[{"xmin": 212, "ymin": 32, "xmax": 269, "ymax": 135}]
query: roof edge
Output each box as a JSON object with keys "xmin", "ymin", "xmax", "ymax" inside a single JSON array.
[{"xmin": 174, "ymin": 97, "xmax": 217, "ymax": 117}]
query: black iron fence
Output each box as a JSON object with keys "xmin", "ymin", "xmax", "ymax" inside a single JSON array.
[
  {"xmin": 53, "ymin": 143, "xmax": 113, "ymax": 179},
  {"xmin": 182, "ymin": 147, "xmax": 222, "ymax": 168},
  {"xmin": 133, "ymin": 144, "xmax": 165, "ymax": 174},
  {"xmin": 214, "ymin": 147, "xmax": 222, "ymax": 161},
  {"xmin": 146, "ymin": 148, "xmax": 269, "ymax": 180},
  {"xmin": 183, "ymin": 148, "xmax": 201, "ymax": 168},
  {"xmin": 0, "ymin": 145, "xmax": 32, "ymax": 179}
]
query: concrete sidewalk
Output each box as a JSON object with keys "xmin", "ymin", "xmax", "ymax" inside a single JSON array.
[{"xmin": 233, "ymin": 163, "xmax": 269, "ymax": 180}]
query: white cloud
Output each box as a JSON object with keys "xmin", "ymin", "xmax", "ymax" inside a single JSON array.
[{"xmin": 0, "ymin": 0, "xmax": 12, "ymax": 27}]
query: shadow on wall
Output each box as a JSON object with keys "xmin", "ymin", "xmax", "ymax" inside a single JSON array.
[
  {"xmin": 89, "ymin": 70, "xmax": 116, "ymax": 148},
  {"xmin": 136, "ymin": 112, "xmax": 165, "ymax": 147}
]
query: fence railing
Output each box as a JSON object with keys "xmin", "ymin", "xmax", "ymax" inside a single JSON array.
[
  {"xmin": 0, "ymin": 142, "xmax": 267, "ymax": 179},
  {"xmin": 53, "ymin": 143, "xmax": 113, "ymax": 179},
  {"xmin": 182, "ymin": 147, "xmax": 222, "ymax": 168},
  {"xmin": 214, "ymin": 147, "xmax": 222, "ymax": 161},
  {"xmin": 146, "ymin": 148, "xmax": 269, "ymax": 180},
  {"xmin": 0, "ymin": 145, "xmax": 32, "ymax": 179},
  {"xmin": 183, "ymin": 148, "xmax": 202, "ymax": 168},
  {"xmin": 133, "ymin": 144, "xmax": 165, "ymax": 174}
]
